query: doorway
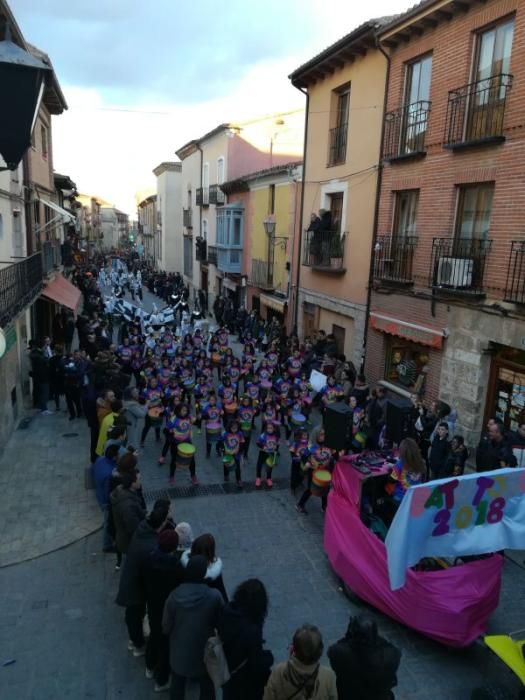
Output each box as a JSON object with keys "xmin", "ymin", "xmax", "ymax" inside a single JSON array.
[
  {"xmin": 332, "ymin": 324, "xmax": 346, "ymax": 356},
  {"xmin": 485, "ymin": 346, "xmax": 525, "ymax": 432}
]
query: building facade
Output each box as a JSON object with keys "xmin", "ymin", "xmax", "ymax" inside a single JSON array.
[
  {"xmin": 176, "ymin": 111, "xmax": 304, "ymax": 312},
  {"xmin": 77, "ymin": 194, "xmax": 102, "ymax": 256},
  {"xmin": 221, "ymin": 162, "xmax": 303, "ymax": 330},
  {"xmin": 137, "ymin": 194, "xmax": 157, "ymax": 263},
  {"xmin": 290, "ymin": 21, "xmax": 390, "ymax": 367},
  {"xmin": 153, "ymin": 161, "xmax": 182, "ymax": 272},
  {"xmin": 100, "ymin": 206, "xmax": 119, "ymax": 251},
  {"xmin": 365, "ymin": 0, "xmax": 525, "ymax": 445}
]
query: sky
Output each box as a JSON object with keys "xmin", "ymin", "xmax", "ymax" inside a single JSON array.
[{"xmin": 11, "ymin": 0, "xmax": 411, "ymax": 215}]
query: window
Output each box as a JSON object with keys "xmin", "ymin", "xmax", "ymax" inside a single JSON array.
[
  {"xmin": 475, "ymin": 18, "xmax": 514, "ymax": 83},
  {"xmin": 187, "ymin": 189, "xmax": 192, "ymax": 208},
  {"xmin": 217, "ymin": 157, "xmax": 225, "ymax": 185},
  {"xmin": 329, "ymin": 193, "xmax": 344, "ymax": 235},
  {"xmin": 268, "ymin": 184, "xmax": 275, "ymax": 216},
  {"xmin": 41, "ymin": 125, "xmax": 48, "ymax": 159},
  {"xmin": 455, "ymin": 183, "xmax": 494, "ymax": 241},
  {"xmin": 393, "ymin": 190, "xmax": 419, "ymax": 242},
  {"xmin": 0, "ymin": 213, "xmax": 3, "ymax": 238},
  {"xmin": 328, "ymin": 84, "xmax": 350, "ymax": 165},
  {"xmin": 216, "ymin": 207, "xmax": 243, "ymax": 246},
  {"xmin": 202, "ymin": 219, "xmax": 208, "ymax": 241},
  {"xmin": 183, "ymin": 236, "xmax": 193, "ymax": 278},
  {"xmin": 402, "ymin": 55, "xmax": 432, "ymax": 154},
  {"xmin": 385, "ymin": 340, "xmax": 429, "ymax": 391}
]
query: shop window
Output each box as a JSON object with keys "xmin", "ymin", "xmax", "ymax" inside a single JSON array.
[{"xmin": 385, "ymin": 340, "xmax": 430, "ymax": 392}]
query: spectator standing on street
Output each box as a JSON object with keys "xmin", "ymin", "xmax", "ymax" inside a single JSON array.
[
  {"xmin": 217, "ymin": 578, "xmax": 274, "ymax": 700},
  {"xmin": 123, "ymin": 387, "xmax": 147, "ymax": 450},
  {"xmin": 29, "ymin": 340, "xmax": 53, "ymax": 414},
  {"xmin": 49, "ymin": 344, "xmax": 65, "ymax": 411},
  {"xmin": 181, "ymin": 533, "xmax": 228, "ymax": 603},
  {"xmin": 96, "ymin": 399, "xmax": 125, "ymax": 457},
  {"xmin": 162, "ymin": 554, "xmax": 224, "ymax": 700},
  {"xmin": 62, "ymin": 349, "xmax": 85, "ymax": 420},
  {"xmin": 328, "ymin": 615, "xmax": 401, "ymax": 700},
  {"xmin": 263, "ymin": 624, "xmax": 337, "ymax": 700},
  {"xmin": 111, "ymin": 469, "xmax": 146, "ymax": 555},
  {"xmin": 92, "ymin": 444, "xmax": 120, "ymax": 552},
  {"xmin": 428, "ymin": 421, "xmax": 451, "ymax": 480}
]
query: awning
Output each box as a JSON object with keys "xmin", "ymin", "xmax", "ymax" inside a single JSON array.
[
  {"xmin": 41, "ymin": 274, "xmax": 82, "ymax": 314},
  {"xmin": 39, "ymin": 198, "xmax": 75, "ymax": 223},
  {"xmin": 260, "ymin": 293, "xmax": 288, "ymax": 313},
  {"xmin": 370, "ymin": 312, "xmax": 444, "ymax": 349},
  {"xmin": 222, "ymin": 277, "xmax": 238, "ymax": 292}
]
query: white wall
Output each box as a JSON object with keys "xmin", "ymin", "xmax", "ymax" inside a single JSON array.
[
  {"xmin": 100, "ymin": 207, "xmax": 119, "ymax": 250},
  {"xmin": 0, "ymin": 163, "xmax": 26, "ymax": 263},
  {"xmin": 156, "ymin": 167, "xmax": 182, "ymax": 273}
]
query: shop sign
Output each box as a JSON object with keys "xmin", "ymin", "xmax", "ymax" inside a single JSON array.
[
  {"xmin": 370, "ymin": 313, "xmax": 444, "ymax": 349},
  {"xmin": 386, "ymin": 468, "xmax": 525, "ymax": 589}
]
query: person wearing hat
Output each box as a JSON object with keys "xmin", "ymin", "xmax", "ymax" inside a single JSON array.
[
  {"xmin": 144, "ymin": 529, "xmax": 184, "ymax": 692},
  {"xmin": 162, "ymin": 554, "xmax": 224, "ymax": 699}
]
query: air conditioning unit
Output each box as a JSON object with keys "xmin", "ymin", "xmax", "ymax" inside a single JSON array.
[{"xmin": 436, "ymin": 257, "xmax": 473, "ymax": 288}]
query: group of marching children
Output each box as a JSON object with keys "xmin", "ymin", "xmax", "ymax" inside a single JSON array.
[{"xmin": 124, "ymin": 319, "xmax": 348, "ymax": 511}]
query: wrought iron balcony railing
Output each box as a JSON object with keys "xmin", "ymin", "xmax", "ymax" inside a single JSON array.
[
  {"xmin": 444, "ymin": 73, "xmax": 512, "ymax": 149},
  {"xmin": 383, "ymin": 101, "xmax": 431, "ymax": 160},
  {"xmin": 374, "ymin": 235, "xmax": 417, "ymax": 284},
  {"xmin": 209, "ymin": 185, "xmax": 225, "ymax": 206},
  {"xmin": 429, "ymin": 237, "xmax": 492, "ymax": 295},
  {"xmin": 505, "ymin": 240, "xmax": 525, "ymax": 305},
  {"xmin": 207, "ymin": 245, "xmax": 218, "ymax": 266},
  {"xmin": 249, "ymin": 258, "xmax": 274, "ymax": 289},
  {"xmin": 196, "ymin": 187, "xmax": 209, "ymax": 207},
  {"xmin": 303, "ymin": 230, "xmax": 346, "ymax": 272},
  {"xmin": 328, "ymin": 123, "xmax": 348, "ymax": 166},
  {"xmin": 42, "ymin": 240, "xmax": 61, "ymax": 276},
  {"xmin": 183, "ymin": 208, "xmax": 192, "ymax": 229},
  {"xmin": 0, "ymin": 253, "xmax": 43, "ymax": 328}
]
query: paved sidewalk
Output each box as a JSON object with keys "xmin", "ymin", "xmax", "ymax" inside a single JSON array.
[{"xmin": 0, "ymin": 409, "xmax": 100, "ymax": 568}]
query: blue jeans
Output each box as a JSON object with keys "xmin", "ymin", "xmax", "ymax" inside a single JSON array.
[{"xmin": 101, "ymin": 504, "xmax": 113, "ymax": 550}]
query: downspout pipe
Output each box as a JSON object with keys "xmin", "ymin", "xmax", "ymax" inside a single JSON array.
[
  {"xmin": 196, "ymin": 142, "xmax": 203, "ymax": 304},
  {"xmin": 361, "ymin": 36, "xmax": 391, "ymax": 372},
  {"xmin": 292, "ymin": 85, "xmax": 309, "ymax": 334}
]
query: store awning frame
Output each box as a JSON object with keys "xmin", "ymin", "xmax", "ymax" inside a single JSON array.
[
  {"xmin": 41, "ymin": 273, "xmax": 81, "ymax": 315},
  {"xmin": 260, "ymin": 293, "xmax": 288, "ymax": 313},
  {"xmin": 369, "ymin": 312, "xmax": 444, "ymax": 349},
  {"xmin": 39, "ymin": 197, "xmax": 75, "ymax": 223}
]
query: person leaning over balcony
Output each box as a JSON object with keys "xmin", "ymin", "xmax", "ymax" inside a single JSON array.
[{"xmin": 307, "ymin": 212, "xmax": 321, "ymax": 264}]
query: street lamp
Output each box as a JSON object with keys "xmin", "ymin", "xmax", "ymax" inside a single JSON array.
[{"xmin": 0, "ymin": 26, "xmax": 51, "ymax": 171}]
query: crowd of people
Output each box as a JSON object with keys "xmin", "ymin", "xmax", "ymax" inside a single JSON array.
[{"xmin": 27, "ymin": 250, "xmax": 523, "ymax": 698}]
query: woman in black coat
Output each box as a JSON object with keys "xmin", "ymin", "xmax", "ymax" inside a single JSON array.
[{"xmin": 217, "ymin": 579, "xmax": 273, "ymax": 700}]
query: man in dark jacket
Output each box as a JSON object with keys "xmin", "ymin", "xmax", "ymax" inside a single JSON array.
[
  {"xmin": 367, "ymin": 386, "xmax": 387, "ymax": 448},
  {"xmin": 429, "ymin": 422, "xmax": 451, "ymax": 479},
  {"xmin": 30, "ymin": 342, "xmax": 52, "ymax": 414},
  {"xmin": 111, "ymin": 470, "xmax": 146, "ymax": 554},
  {"xmin": 144, "ymin": 529, "xmax": 184, "ymax": 691},
  {"xmin": 92, "ymin": 444, "xmax": 120, "ymax": 552},
  {"xmin": 163, "ymin": 555, "xmax": 223, "ymax": 700},
  {"xmin": 328, "ymin": 616, "xmax": 401, "ymax": 700},
  {"xmin": 116, "ymin": 502, "xmax": 170, "ymax": 655}
]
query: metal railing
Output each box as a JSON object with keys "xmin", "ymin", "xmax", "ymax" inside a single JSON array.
[
  {"xmin": 250, "ymin": 258, "xmax": 274, "ymax": 289},
  {"xmin": 208, "ymin": 245, "xmax": 218, "ymax": 266},
  {"xmin": 374, "ymin": 235, "xmax": 417, "ymax": 283},
  {"xmin": 0, "ymin": 253, "xmax": 44, "ymax": 328},
  {"xmin": 328, "ymin": 123, "xmax": 348, "ymax": 166},
  {"xmin": 209, "ymin": 185, "xmax": 225, "ymax": 206},
  {"xmin": 445, "ymin": 73, "xmax": 512, "ymax": 148},
  {"xmin": 196, "ymin": 187, "xmax": 209, "ymax": 206},
  {"xmin": 183, "ymin": 208, "xmax": 192, "ymax": 229},
  {"xmin": 303, "ymin": 230, "xmax": 346, "ymax": 270},
  {"xmin": 42, "ymin": 240, "xmax": 61, "ymax": 276},
  {"xmin": 429, "ymin": 237, "xmax": 492, "ymax": 294},
  {"xmin": 383, "ymin": 101, "xmax": 431, "ymax": 160},
  {"xmin": 505, "ymin": 240, "xmax": 525, "ymax": 304}
]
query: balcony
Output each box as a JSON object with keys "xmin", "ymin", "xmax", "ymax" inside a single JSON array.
[
  {"xmin": 0, "ymin": 254, "xmax": 43, "ymax": 328},
  {"xmin": 303, "ymin": 230, "xmax": 346, "ymax": 273},
  {"xmin": 196, "ymin": 187, "xmax": 209, "ymax": 207},
  {"xmin": 505, "ymin": 240, "xmax": 525, "ymax": 305},
  {"xmin": 249, "ymin": 259, "xmax": 274, "ymax": 290},
  {"xmin": 374, "ymin": 235, "xmax": 417, "ymax": 285},
  {"xmin": 429, "ymin": 237, "xmax": 492, "ymax": 297},
  {"xmin": 42, "ymin": 240, "xmax": 61, "ymax": 276},
  {"xmin": 208, "ymin": 245, "xmax": 218, "ymax": 266},
  {"xmin": 328, "ymin": 123, "xmax": 348, "ymax": 166},
  {"xmin": 217, "ymin": 247, "xmax": 242, "ymax": 274},
  {"xmin": 382, "ymin": 101, "xmax": 431, "ymax": 161},
  {"xmin": 209, "ymin": 185, "xmax": 225, "ymax": 206},
  {"xmin": 195, "ymin": 237, "xmax": 207, "ymax": 262},
  {"xmin": 444, "ymin": 74, "xmax": 512, "ymax": 150},
  {"xmin": 183, "ymin": 208, "xmax": 192, "ymax": 229}
]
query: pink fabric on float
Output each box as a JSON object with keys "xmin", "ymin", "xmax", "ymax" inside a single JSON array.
[{"xmin": 324, "ymin": 460, "xmax": 504, "ymax": 647}]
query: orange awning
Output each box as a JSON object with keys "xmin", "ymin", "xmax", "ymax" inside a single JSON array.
[
  {"xmin": 41, "ymin": 274, "xmax": 82, "ymax": 314},
  {"xmin": 370, "ymin": 312, "xmax": 444, "ymax": 349}
]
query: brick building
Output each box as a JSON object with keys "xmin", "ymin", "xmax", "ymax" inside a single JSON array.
[{"xmin": 366, "ymin": 0, "xmax": 525, "ymax": 445}]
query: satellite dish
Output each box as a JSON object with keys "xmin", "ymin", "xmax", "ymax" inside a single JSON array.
[{"xmin": 0, "ymin": 328, "xmax": 6, "ymax": 359}]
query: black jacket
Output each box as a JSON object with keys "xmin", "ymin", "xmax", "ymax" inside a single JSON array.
[
  {"xmin": 328, "ymin": 634, "xmax": 401, "ymax": 700},
  {"xmin": 143, "ymin": 549, "xmax": 184, "ymax": 629},
  {"xmin": 429, "ymin": 436, "xmax": 451, "ymax": 478},
  {"xmin": 217, "ymin": 603, "xmax": 273, "ymax": 700},
  {"xmin": 476, "ymin": 434, "xmax": 517, "ymax": 471},
  {"xmin": 115, "ymin": 519, "xmax": 159, "ymax": 607},
  {"xmin": 110, "ymin": 485, "xmax": 146, "ymax": 554}
]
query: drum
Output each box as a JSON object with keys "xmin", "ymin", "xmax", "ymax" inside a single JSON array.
[
  {"xmin": 291, "ymin": 412, "xmax": 306, "ymax": 428},
  {"xmin": 311, "ymin": 469, "xmax": 332, "ymax": 498},
  {"xmin": 240, "ymin": 421, "xmax": 252, "ymax": 434},
  {"xmin": 225, "ymin": 402, "xmax": 238, "ymax": 415},
  {"xmin": 265, "ymin": 453, "xmax": 278, "ymax": 469},
  {"xmin": 222, "ymin": 454, "xmax": 235, "ymax": 471},
  {"xmin": 206, "ymin": 421, "xmax": 222, "ymax": 443},
  {"xmin": 176, "ymin": 442, "xmax": 195, "ymax": 468}
]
